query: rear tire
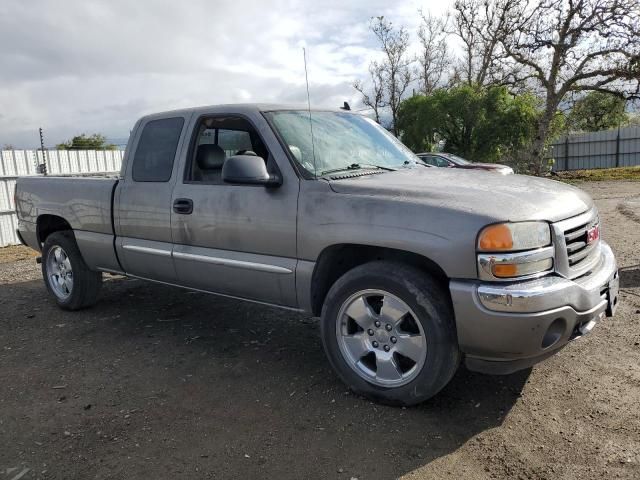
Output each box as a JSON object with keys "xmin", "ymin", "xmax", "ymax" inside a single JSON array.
[
  {"xmin": 320, "ymin": 261, "xmax": 460, "ymax": 406},
  {"xmin": 42, "ymin": 231, "xmax": 102, "ymax": 310}
]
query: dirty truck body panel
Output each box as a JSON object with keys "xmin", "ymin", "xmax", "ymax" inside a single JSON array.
[
  {"xmin": 15, "ymin": 104, "xmax": 619, "ymax": 384},
  {"xmin": 114, "ymin": 112, "xmax": 192, "ymax": 284},
  {"xmin": 16, "ymin": 176, "xmax": 120, "ymax": 272}
]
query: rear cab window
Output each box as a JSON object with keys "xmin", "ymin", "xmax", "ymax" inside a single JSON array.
[{"xmin": 132, "ymin": 117, "xmax": 185, "ymax": 182}]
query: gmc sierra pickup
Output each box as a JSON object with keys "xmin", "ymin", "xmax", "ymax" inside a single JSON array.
[{"xmin": 15, "ymin": 104, "xmax": 619, "ymax": 406}]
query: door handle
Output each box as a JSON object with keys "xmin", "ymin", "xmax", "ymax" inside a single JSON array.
[{"xmin": 173, "ymin": 198, "xmax": 193, "ymax": 215}]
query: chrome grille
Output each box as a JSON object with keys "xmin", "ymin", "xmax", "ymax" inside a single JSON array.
[
  {"xmin": 552, "ymin": 208, "xmax": 602, "ymax": 279},
  {"xmin": 564, "ymin": 220, "xmax": 599, "ymax": 267}
]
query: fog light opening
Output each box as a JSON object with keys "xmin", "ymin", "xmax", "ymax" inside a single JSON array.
[{"xmin": 542, "ymin": 318, "xmax": 566, "ymax": 349}]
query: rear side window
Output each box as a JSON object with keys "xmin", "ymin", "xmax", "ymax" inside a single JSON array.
[
  {"xmin": 435, "ymin": 156, "xmax": 451, "ymax": 167},
  {"xmin": 132, "ymin": 117, "xmax": 184, "ymax": 182}
]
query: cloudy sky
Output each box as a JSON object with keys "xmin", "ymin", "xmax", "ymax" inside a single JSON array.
[{"xmin": 0, "ymin": 0, "xmax": 452, "ymax": 148}]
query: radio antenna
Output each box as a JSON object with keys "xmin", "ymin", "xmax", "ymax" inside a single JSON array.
[{"xmin": 303, "ymin": 47, "xmax": 317, "ymax": 179}]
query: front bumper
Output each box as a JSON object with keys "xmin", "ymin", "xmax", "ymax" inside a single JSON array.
[{"xmin": 449, "ymin": 242, "xmax": 618, "ymax": 374}]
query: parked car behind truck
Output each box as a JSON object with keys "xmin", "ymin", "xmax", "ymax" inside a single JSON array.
[
  {"xmin": 417, "ymin": 152, "xmax": 514, "ymax": 174},
  {"xmin": 15, "ymin": 104, "xmax": 619, "ymax": 406}
]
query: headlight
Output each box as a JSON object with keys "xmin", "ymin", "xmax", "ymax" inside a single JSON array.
[
  {"xmin": 478, "ymin": 222, "xmax": 551, "ymax": 252},
  {"xmin": 477, "ymin": 222, "xmax": 554, "ymax": 281}
]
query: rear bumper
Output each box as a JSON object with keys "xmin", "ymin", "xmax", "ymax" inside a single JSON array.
[
  {"xmin": 17, "ymin": 220, "xmax": 40, "ymax": 251},
  {"xmin": 15, "ymin": 229, "xmax": 26, "ymax": 246},
  {"xmin": 450, "ymin": 242, "xmax": 618, "ymax": 375}
]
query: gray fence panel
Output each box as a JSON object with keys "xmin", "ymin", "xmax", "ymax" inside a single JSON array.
[
  {"xmin": 620, "ymin": 126, "xmax": 640, "ymax": 168},
  {"xmin": 0, "ymin": 149, "xmax": 124, "ymax": 247},
  {"xmin": 550, "ymin": 126, "xmax": 640, "ymax": 171}
]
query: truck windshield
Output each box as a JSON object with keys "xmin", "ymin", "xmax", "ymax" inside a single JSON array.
[{"xmin": 265, "ymin": 111, "xmax": 421, "ymax": 176}]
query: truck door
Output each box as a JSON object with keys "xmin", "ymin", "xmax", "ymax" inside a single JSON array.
[
  {"xmin": 170, "ymin": 113, "xmax": 299, "ymax": 307},
  {"xmin": 114, "ymin": 113, "xmax": 191, "ymax": 283}
]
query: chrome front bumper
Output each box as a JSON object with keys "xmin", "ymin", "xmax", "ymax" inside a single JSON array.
[{"xmin": 449, "ymin": 242, "xmax": 618, "ymax": 374}]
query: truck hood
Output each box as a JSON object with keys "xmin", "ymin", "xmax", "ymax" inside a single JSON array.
[{"xmin": 328, "ymin": 168, "xmax": 593, "ymax": 223}]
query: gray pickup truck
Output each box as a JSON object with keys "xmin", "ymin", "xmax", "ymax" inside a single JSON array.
[{"xmin": 15, "ymin": 104, "xmax": 619, "ymax": 405}]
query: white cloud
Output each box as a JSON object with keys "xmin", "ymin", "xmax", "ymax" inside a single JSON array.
[{"xmin": 0, "ymin": 0, "xmax": 452, "ymax": 147}]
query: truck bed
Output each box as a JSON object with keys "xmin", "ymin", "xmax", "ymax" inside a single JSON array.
[
  {"xmin": 15, "ymin": 175, "xmax": 122, "ymax": 273},
  {"xmin": 15, "ymin": 176, "xmax": 118, "ymax": 235}
]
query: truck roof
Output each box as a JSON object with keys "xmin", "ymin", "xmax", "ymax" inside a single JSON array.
[{"xmin": 139, "ymin": 103, "xmax": 349, "ymax": 122}]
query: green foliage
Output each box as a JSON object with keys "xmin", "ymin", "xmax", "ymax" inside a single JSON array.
[
  {"xmin": 56, "ymin": 133, "xmax": 117, "ymax": 150},
  {"xmin": 397, "ymin": 85, "xmax": 540, "ymax": 163},
  {"xmin": 548, "ymin": 110, "xmax": 567, "ymax": 140},
  {"xmin": 396, "ymin": 96, "xmax": 434, "ymax": 152},
  {"xmin": 568, "ymin": 92, "xmax": 628, "ymax": 132},
  {"xmin": 626, "ymin": 113, "xmax": 640, "ymax": 127}
]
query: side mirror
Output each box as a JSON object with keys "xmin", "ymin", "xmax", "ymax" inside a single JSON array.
[{"xmin": 222, "ymin": 155, "xmax": 281, "ymax": 187}]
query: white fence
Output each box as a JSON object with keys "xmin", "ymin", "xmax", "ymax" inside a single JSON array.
[
  {"xmin": 0, "ymin": 150, "xmax": 124, "ymax": 247},
  {"xmin": 549, "ymin": 125, "xmax": 640, "ymax": 171}
]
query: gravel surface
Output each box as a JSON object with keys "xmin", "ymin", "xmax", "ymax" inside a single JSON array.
[{"xmin": 0, "ymin": 181, "xmax": 639, "ymax": 480}]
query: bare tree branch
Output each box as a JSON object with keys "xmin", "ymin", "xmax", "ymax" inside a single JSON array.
[
  {"xmin": 417, "ymin": 10, "xmax": 451, "ymax": 94},
  {"xmin": 353, "ymin": 16, "xmax": 413, "ymax": 135},
  {"xmin": 353, "ymin": 61, "xmax": 386, "ymax": 123},
  {"xmin": 496, "ymin": 0, "xmax": 640, "ymax": 173},
  {"xmin": 449, "ymin": 0, "xmax": 522, "ymax": 86}
]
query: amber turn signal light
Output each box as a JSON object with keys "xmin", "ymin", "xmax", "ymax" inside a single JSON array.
[{"xmin": 492, "ymin": 263, "xmax": 518, "ymax": 277}]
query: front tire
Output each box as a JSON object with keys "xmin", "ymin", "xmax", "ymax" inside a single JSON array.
[
  {"xmin": 320, "ymin": 261, "xmax": 460, "ymax": 406},
  {"xmin": 42, "ymin": 231, "xmax": 102, "ymax": 310}
]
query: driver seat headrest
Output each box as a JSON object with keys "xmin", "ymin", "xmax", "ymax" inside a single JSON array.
[{"xmin": 197, "ymin": 144, "xmax": 225, "ymax": 170}]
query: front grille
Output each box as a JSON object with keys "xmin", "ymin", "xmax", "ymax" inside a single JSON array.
[
  {"xmin": 564, "ymin": 219, "xmax": 599, "ymax": 268},
  {"xmin": 552, "ymin": 208, "xmax": 602, "ymax": 279}
]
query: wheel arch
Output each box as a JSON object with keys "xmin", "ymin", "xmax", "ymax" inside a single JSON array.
[
  {"xmin": 309, "ymin": 244, "xmax": 450, "ymax": 317},
  {"xmin": 37, "ymin": 214, "xmax": 74, "ymax": 247}
]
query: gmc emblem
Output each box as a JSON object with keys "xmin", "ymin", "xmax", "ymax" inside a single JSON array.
[{"xmin": 587, "ymin": 224, "xmax": 600, "ymax": 244}]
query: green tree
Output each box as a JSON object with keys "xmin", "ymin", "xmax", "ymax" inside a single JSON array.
[
  {"xmin": 397, "ymin": 85, "xmax": 541, "ymax": 164},
  {"xmin": 626, "ymin": 113, "xmax": 640, "ymax": 127},
  {"xmin": 495, "ymin": 0, "xmax": 640, "ymax": 174},
  {"xmin": 56, "ymin": 133, "xmax": 117, "ymax": 150},
  {"xmin": 568, "ymin": 92, "xmax": 628, "ymax": 132},
  {"xmin": 396, "ymin": 96, "xmax": 434, "ymax": 153}
]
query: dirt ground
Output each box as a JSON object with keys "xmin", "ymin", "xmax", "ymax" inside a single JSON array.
[{"xmin": 1, "ymin": 181, "xmax": 639, "ymax": 480}]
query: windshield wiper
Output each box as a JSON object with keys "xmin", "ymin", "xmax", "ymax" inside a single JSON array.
[{"xmin": 320, "ymin": 163, "xmax": 396, "ymax": 176}]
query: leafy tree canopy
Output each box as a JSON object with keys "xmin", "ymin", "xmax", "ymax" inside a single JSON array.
[
  {"xmin": 397, "ymin": 85, "xmax": 544, "ymax": 164},
  {"xmin": 568, "ymin": 92, "xmax": 628, "ymax": 132},
  {"xmin": 56, "ymin": 133, "xmax": 117, "ymax": 150}
]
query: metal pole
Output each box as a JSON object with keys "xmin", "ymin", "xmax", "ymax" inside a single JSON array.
[
  {"xmin": 39, "ymin": 127, "xmax": 48, "ymax": 175},
  {"xmin": 564, "ymin": 135, "xmax": 569, "ymax": 171}
]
